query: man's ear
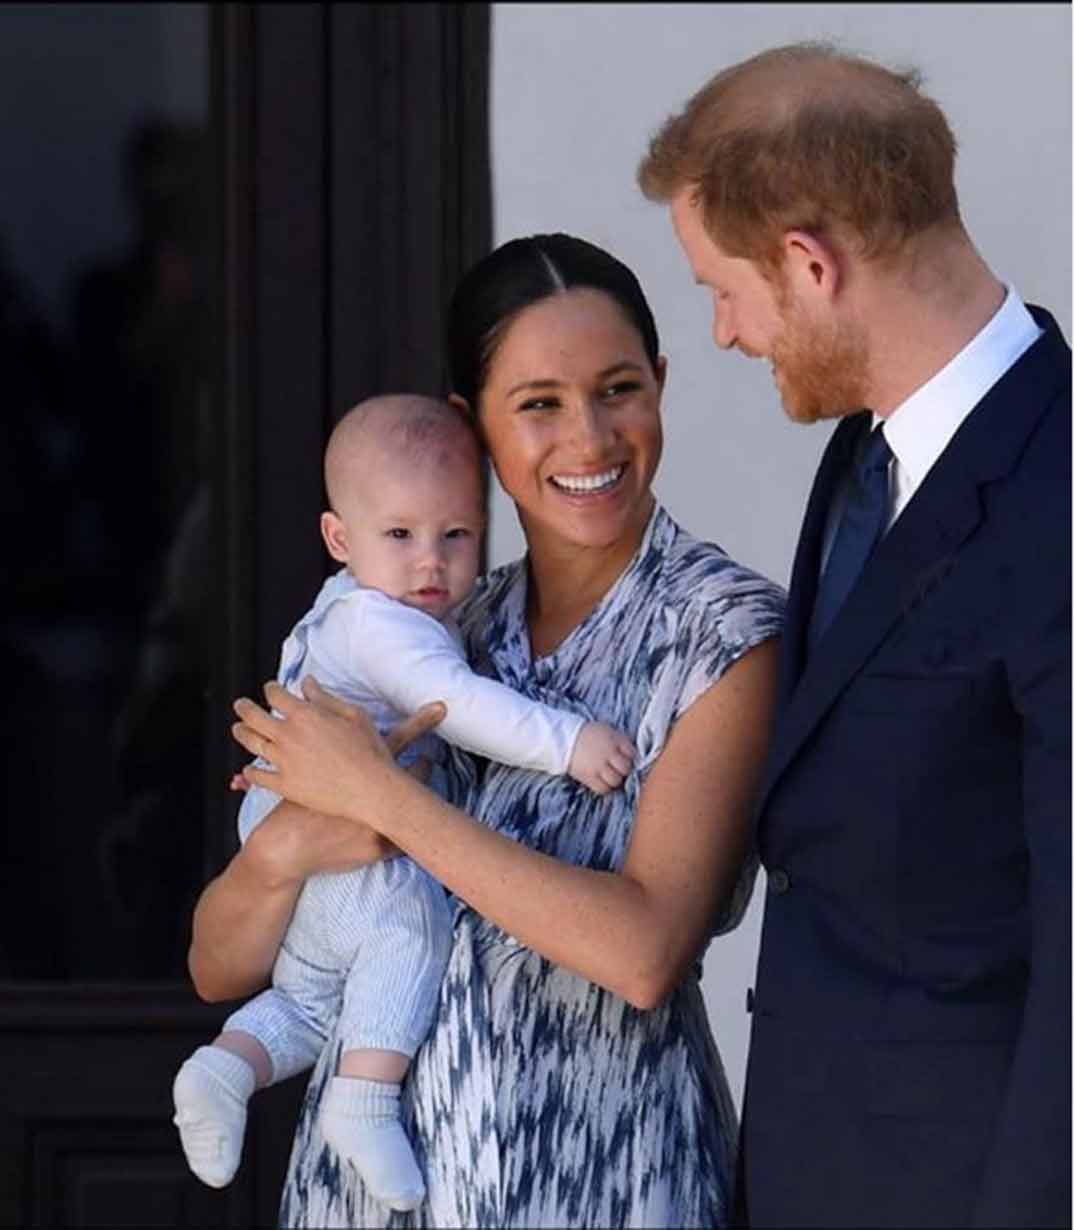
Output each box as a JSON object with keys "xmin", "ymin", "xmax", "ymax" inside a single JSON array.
[
  {"xmin": 320, "ymin": 511, "xmax": 350, "ymax": 564},
  {"xmin": 781, "ymin": 229, "xmax": 842, "ymax": 301}
]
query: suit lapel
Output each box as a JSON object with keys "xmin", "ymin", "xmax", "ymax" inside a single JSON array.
[
  {"xmin": 759, "ymin": 307, "xmax": 1070, "ymax": 812},
  {"xmin": 777, "ymin": 414, "xmax": 867, "ymax": 706}
]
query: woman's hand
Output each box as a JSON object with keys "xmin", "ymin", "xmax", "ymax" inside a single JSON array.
[
  {"xmin": 232, "ymin": 678, "xmax": 445, "ymax": 828},
  {"xmin": 243, "ymin": 799, "xmax": 398, "ymax": 886}
]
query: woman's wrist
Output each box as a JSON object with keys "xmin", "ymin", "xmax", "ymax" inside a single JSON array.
[{"xmin": 350, "ymin": 755, "xmax": 424, "ymax": 844}]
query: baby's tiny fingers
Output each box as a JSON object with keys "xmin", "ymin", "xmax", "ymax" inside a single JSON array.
[
  {"xmin": 599, "ymin": 767, "xmax": 625, "ymax": 791},
  {"xmin": 608, "ymin": 751, "xmax": 634, "ymax": 777}
]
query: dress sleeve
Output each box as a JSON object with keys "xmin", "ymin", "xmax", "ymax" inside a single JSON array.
[
  {"xmin": 352, "ymin": 593, "xmax": 585, "ymax": 776},
  {"xmin": 635, "ymin": 575, "xmax": 785, "ymax": 777}
]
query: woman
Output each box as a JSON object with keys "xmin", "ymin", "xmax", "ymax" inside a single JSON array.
[{"xmin": 191, "ymin": 234, "xmax": 784, "ymax": 1227}]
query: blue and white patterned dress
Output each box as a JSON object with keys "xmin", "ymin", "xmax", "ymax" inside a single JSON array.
[{"xmin": 278, "ymin": 505, "xmax": 785, "ymax": 1228}]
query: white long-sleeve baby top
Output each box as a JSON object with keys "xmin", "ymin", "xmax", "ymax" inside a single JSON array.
[{"xmin": 277, "ymin": 569, "xmax": 584, "ymax": 775}]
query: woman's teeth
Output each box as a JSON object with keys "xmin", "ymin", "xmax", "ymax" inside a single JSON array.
[{"xmin": 550, "ymin": 465, "xmax": 625, "ymax": 494}]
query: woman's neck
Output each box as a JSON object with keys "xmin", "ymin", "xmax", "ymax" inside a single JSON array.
[{"xmin": 522, "ymin": 496, "xmax": 654, "ymax": 659}]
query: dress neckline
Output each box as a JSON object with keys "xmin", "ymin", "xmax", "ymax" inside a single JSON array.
[{"xmin": 503, "ymin": 502, "xmax": 668, "ymax": 672}]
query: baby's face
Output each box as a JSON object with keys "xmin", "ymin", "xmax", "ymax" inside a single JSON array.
[{"xmin": 332, "ymin": 446, "xmax": 484, "ymax": 620}]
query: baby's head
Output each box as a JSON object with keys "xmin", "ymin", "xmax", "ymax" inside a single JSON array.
[{"xmin": 320, "ymin": 394, "xmax": 485, "ymax": 620}]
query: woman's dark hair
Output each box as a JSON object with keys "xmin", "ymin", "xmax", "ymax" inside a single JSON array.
[{"xmin": 447, "ymin": 233, "xmax": 661, "ymax": 410}]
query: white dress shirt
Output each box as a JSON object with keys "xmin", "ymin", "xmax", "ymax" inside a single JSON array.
[
  {"xmin": 821, "ymin": 287, "xmax": 1043, "ymax": 574},
  {"xmin": 880, "ymin": 286, "xmax": 1042, "ymax": 525}
]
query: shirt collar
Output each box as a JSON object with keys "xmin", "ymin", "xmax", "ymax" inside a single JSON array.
[{"xmin": 875, "ymin": 287, "xmax": 1042, "ymax": 492}]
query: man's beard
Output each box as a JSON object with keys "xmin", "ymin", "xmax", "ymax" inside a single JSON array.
[{"xmin": 769, "ymin": 286, "xmax": 870, "ymax": 424}]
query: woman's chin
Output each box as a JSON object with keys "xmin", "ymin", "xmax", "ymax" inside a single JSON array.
[{"xmin": 529, "ymin": 483, "xmax": 653, "ymax": 551}]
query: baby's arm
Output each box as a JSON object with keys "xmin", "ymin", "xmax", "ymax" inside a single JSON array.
[{"xmin": 353, "ymin": 596, "xmax": 635, "ymax": 793}]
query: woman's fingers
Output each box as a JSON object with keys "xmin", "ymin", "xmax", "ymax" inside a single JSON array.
[
  {"xmin": 384, "ymin": 701, "xmax": 446, "ymax": 759},
  {"xmin": 298, "ymin": 675, "xmax": 355, "ymax": 717},
  {"xmin": 232, "ymin": 719, "xmax": 264, "ymax": 760},
  {"xmin": 233, "ymin": 694, "xmax": 279, "ymax": 736}
]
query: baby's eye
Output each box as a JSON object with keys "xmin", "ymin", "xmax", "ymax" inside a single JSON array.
[
  {"xmin": 445, "ymin": 527, "xmax": 472, "ymax": 540},
  {"xmin": 385, "ymin": 527, "xmax": 410, "ymax": 540}
]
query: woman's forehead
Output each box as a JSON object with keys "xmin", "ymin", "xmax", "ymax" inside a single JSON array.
[{"xmin": 490, "ymin": 288, "xmax": 648, "ymax": 378}]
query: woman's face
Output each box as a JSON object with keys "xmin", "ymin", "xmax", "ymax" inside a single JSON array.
[{"xmin": 475, "ymin": 287, "xmax": 665, "ymax": 556}]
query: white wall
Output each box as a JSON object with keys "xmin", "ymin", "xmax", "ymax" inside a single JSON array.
[{"xmin": 490, "ymin": 3, "xmax": 1072, "ymax": 1109}]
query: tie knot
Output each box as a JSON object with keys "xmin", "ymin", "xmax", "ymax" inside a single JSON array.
[{"xmin": 860, "ymin": 425, "xmax": 892, "ymax": 477}]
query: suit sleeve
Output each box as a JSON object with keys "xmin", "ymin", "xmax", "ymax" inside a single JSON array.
[
  {"xmin": 971, "ymin": 422, "xmax": 1072, "ymax": 1228},
  {"xmin": 352, "ymin": 594, "xmax": 585, "ymax": 777}
]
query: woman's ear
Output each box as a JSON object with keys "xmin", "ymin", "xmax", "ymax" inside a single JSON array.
[
  {"xmin": 654, "ymin": 354, "xmax": 668, "ymax": 394},
  {"xmin": 320, "ymin": 511, "xmax": 350, "ymax": 564}
]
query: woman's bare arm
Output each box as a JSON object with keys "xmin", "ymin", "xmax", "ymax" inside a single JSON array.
[
  {"xmin": 234, "ymin": 640, "xmax": 779, "ymax": 1009},
  {"xmin": 188, "ymin": 704, "xmax": 445, "ymax": 1002},
  {"xmin": 188, "ymin": 801, "xmax": 388, "ymax": 1000}
]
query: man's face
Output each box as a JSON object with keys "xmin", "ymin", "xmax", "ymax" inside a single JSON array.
[{"xmin": 669, "ymin": 190, "xmax": 869, "ymax": 423}]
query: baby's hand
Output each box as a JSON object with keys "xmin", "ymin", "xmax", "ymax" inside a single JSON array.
[{"xmin": 568, "ymin": 721, "xmax": 636, "ymax": 795}]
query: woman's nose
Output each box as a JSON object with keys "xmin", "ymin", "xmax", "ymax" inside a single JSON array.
[{"xmin": 566, "ymin": 400, "xmax": 613, "ymax": 452}]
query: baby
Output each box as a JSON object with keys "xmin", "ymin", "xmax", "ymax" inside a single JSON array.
[{"xmin": 172, "ymin": 394, "xmax": 635, "ymax": 1211}]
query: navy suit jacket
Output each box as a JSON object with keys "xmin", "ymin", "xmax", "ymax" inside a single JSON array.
[{"xmin": 739, "ymin": 308, "xmax": 1071, "ymax": 1228}]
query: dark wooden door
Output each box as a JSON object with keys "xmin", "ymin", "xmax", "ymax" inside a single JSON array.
[{"xmin": 0, "ymin": 5, "xmax": 489, "ymax": 1225}]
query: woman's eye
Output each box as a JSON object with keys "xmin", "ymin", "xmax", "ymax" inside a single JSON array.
[
  {"xmin": 386, "ymin": 527, "xmax": 410, "ymax": 540},
  {"xmin": 602, "ymin": 381, "xmax": 640, "ymax": 399},
  {"xmin": 518, "ymin": 396, "xmax": 557, "ymax": 412}
]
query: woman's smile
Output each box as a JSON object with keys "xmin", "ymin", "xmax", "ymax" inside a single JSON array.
[{"xmin": 548, "ymin": 462, "xmax": 628, "ymax": 495}]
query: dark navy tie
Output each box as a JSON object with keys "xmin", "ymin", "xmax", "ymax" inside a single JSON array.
[{"xmin": 808, "ymin": 424, "xmax": 892, "ymax": 650}]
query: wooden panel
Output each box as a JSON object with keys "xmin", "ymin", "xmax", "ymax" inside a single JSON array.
[
  {"xmin": 0, "ymin": 986, "xmax": 302, "ymax": 1228},
  {"xmin": 327, "ymin": 3, "xmax": 491, "ymax": 417},
  {"xmin": 0, "ymin": 6, "xmax": 491, "ymax": 1228}
]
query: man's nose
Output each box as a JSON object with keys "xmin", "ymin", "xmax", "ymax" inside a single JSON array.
[{"xmin": 712, "ymin": 300, "xmax": 736, "ymax": 350}]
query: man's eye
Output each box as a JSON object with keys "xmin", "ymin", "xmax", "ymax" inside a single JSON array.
[{"xmin": 386, "ymin": 528, "xmax": 410, "ymax": 540}]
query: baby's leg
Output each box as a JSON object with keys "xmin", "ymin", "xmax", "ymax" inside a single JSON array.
[
  {"xmin": 321, "ymin": 859, "xmax": 453, "ymax": 1213},
  {"xmin": 175, "ymin": 781, "xmax": 336, "ymax": 1187},
  {"xmin": 172, "ymin": 1034, "xmax": 263, "ymax": 1189},
  {"xmin": 173, "ymin": 982, "xmax": 326, "ymax": 1188}
]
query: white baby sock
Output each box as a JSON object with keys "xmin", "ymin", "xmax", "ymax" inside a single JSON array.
[
  {"xmin": 321, "ymin": 1077, "xmax": 425, "ymax": 1212},
  {"xmin": 172, "ymin": 1045, "xmax": 257, "ymax": 1188}
]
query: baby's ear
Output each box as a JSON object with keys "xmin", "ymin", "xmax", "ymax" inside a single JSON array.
[
  {"xmin": 320, "ymin": 511, "xmax": 350, "ymax": 563},
  {"xmin": 447, "ymin": 393, "xmax": 472, "ymax": 418}
]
